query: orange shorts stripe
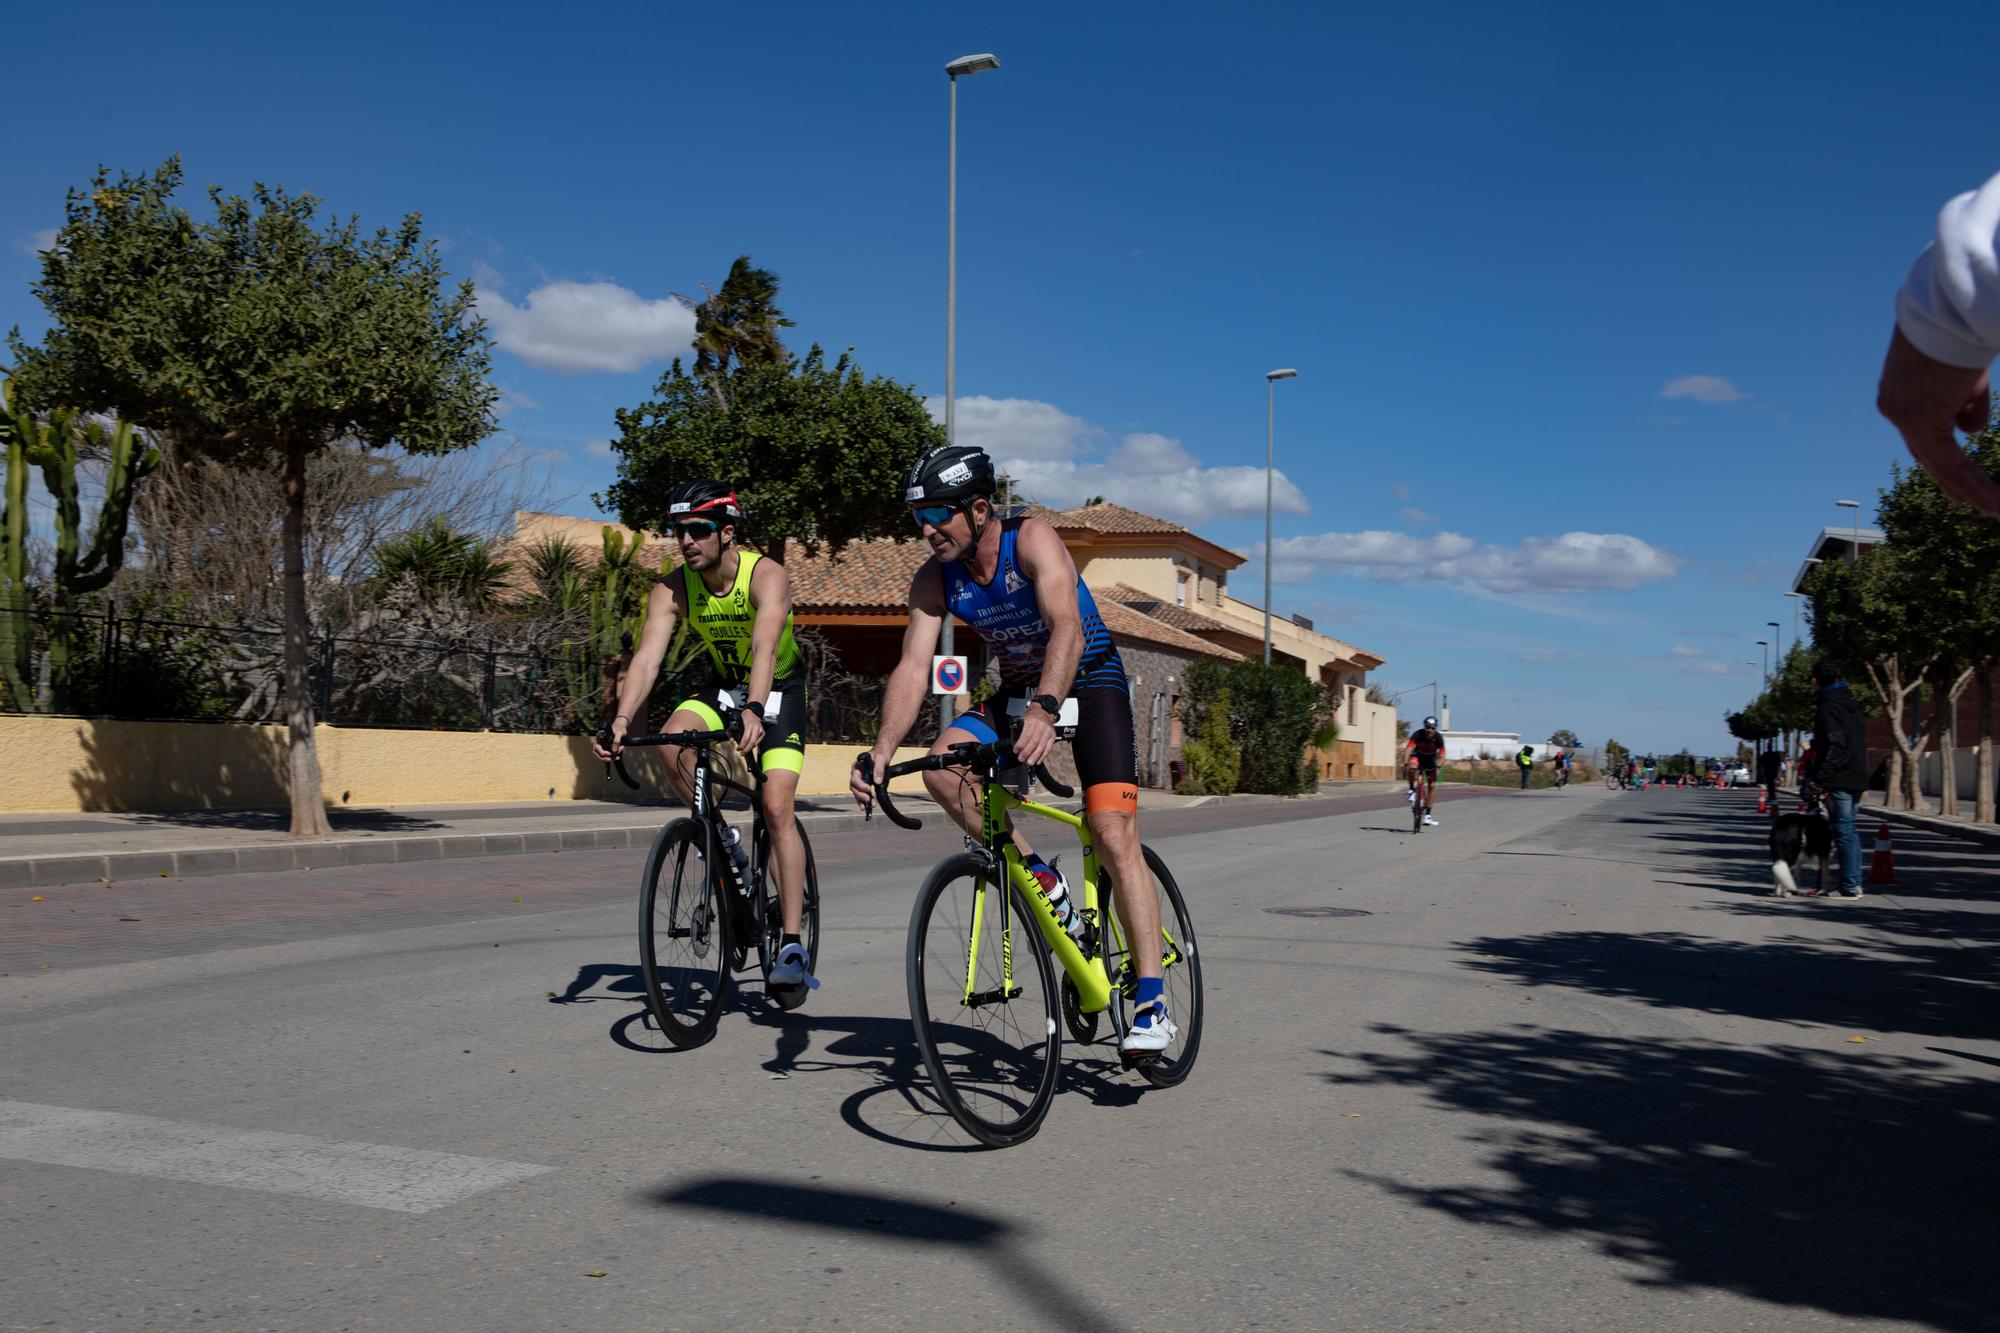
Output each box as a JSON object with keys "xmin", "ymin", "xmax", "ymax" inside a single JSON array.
[{"xmin": 1083, "ymin": 782, "xmax": 1139, "ymax": 815}]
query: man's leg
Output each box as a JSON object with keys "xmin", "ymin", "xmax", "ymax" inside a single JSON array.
[
  {"xmin": 1827, "ymin": 789, "xmax": 1865, "ymax": 892},
  {"xmin": 656, "ymin": 706, "xmax": 713, "ymax": 808},
  {"xmin": 920, "ymin": 711, "xmax": 1041, "ymax": 861},
  {"xmin": 760, "ymin": 767, "xmax": 805, "ymax": 933},
  {"xmin": 1090, "ymin": 804, "xmax": 1160, "ymax": 982}
]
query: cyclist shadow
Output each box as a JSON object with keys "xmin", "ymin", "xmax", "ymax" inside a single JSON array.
[
  {"xmin": 753, "ymin": 1008, "xmax": 1147, "ymax": 1153},
  {"xmin": 549, "ymin": 961, "xmax": 780, "ymax": 1056}
]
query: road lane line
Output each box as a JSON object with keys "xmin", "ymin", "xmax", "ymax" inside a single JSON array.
[{"xmin": 0, "ymin": 1100, "xmax": 552, "ymax": 1213}]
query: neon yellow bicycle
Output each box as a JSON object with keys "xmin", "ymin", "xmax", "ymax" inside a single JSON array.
[{"xmin": 861, "ymin": 741, "xmax": 1203, "ymax": 1148}]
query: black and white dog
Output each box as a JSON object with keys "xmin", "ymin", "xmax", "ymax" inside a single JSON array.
[{"xmin": 1770, "ymin": 799, "xmax": 1833, "ymax": 897}]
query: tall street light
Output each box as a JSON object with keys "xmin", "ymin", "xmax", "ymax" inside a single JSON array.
[
  {"xmin": 1767, "ymin": 620, "xmax": 1782, "ymax": 668},
  {"xmin": 1835, "ymin": 498, "xmax": 1861, "ymax": 562},
  {"xmin": 1756, "ymin": 639, "xmax": 1769, "ymax": 685},
  {"xmin": 942, "ymin": 51, "xmax": 1000, "ymax": 665},
  {"xmin": 1785, "ymin": 591, "xmax": 1804, "ymax": 641},
  {"xmin": 1263, "ymin": 368, "xmax": 1298, "ymax": 665}
]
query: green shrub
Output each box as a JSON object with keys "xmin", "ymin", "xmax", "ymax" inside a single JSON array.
[{"xmin": 1178, "ymin": 685, "xmax": 1239, "ymax": 795}]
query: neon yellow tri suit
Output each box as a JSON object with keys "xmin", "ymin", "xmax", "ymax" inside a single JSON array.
[{"xmin": 675, "ymin": 550, "xmax": 807, "ymax": 774}]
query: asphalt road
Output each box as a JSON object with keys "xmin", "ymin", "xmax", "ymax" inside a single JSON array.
[{"xmin": 4, "ymin": 784, "xmax": 1996, "ymax": 1332}]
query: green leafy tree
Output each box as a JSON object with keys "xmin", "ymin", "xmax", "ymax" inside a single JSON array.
[
  {"xmin": 371, "ymin": 517, "xmax": 514, "ymax": 612},
  {"xmin": 9, "ymin": 161, "xmax": 495, "ymax": 834},
  {"xmin": 1869, "ymin": 422, "xmax": 2000, "ymax": 820},
  {"xmin": 1604, "ymin": 737, "xmax": 1629, "ymax": 772},
  {"xmin": 602, "ymin": 259, "xmax": 943, "ymax": 564},
  {"xmin": 1548, "ymin": 727, "xmax": 1582, "ymax": 748}
]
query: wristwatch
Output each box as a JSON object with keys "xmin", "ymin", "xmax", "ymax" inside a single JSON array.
[
  {"xmin": 741, "ymin": 700, "xmax": 766, "ymax": 721},
  {"xmin": 1028, "ymin": 693, "xmax": 1063, "ymax": 719}
]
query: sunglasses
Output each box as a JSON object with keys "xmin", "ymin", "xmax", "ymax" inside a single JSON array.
[
  {"xmin": 670, "ymin": 519, "xmax": 721, "ymax": 540},
  {"xmin": 910, "ymin": 505, "xmax": 958, "ymax": 531}
]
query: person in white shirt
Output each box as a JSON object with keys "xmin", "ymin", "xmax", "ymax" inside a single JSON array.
[{"xmin": 1879, "ymin": 171, "xmax": 2000, "ymax": 518}]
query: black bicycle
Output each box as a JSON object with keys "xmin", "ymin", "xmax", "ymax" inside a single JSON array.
[{"xmin": 604, "ymin": 720, "xmax": 820, "ymax": 1049}]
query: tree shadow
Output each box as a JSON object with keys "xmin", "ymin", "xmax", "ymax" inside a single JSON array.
[
  {"xmin": 1455, "ymin": 929, "xmax": 1999, "ymax": 1041},
  {"xmin": 649, "ymin": 1176, "xmax": 1124, "ymax": 1332},
  {"xmin": 67, "ymin": 718, "xmax": 291, "ymax": 813},
  {"xmin": 1322, "ymin": 1025, "xmax": 1999, "ymax": 1329}
]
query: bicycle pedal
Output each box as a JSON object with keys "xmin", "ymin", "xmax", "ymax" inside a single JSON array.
[{"xmin": 1119, "ymin": 1048, "xmax": 1163, "ymax": 1071}]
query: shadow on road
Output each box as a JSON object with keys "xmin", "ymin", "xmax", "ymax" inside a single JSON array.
[
  {"xmin": 1321, "ymin": 1024, "xmax": 1999, "ymax": 1330},
  {"xmin": 651, "ymin": 1176, "xmax": 1124, "ymax": 1332},
  {"xmin": 1454, "ymin": 928, "xmax": 2000, "ymax": 1041}
]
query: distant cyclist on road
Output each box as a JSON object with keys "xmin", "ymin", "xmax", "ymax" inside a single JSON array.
[
  {"xmin": 595, "ymin": 479, "xmax": 817, "ymax": 994},
  {"xmin": 1405, "ymin": 717, "xmax": 1444, "ymax": 826},
  {"xmin": 847, "ymin": 445, "xmax": 1174, "ymax": 1063}
]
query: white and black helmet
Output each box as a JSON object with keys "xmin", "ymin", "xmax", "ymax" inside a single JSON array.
[{"xmin": 903, "ymin": 445, "xmax": 995, "ymax": 506}]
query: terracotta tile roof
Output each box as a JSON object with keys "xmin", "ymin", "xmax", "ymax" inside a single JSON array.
[
  {"xmin": 1094, "ymin": 583, "xmax": 1233, "ymax": 634},
  {"xmin": 1050, "ymin": 503, "xmax": 1189, "ymax": 535},
  {"xmin": 784, "ymin": 537, "xmax": 924, "ymax": 612},
  {"xmin": 1094, "ymin": 599, "xmax": 1241, "ymax": 660}
]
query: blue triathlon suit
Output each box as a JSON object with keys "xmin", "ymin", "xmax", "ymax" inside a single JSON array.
[{"xmin": 940, "ymin": 516, "xmax": 1139, "ymax": 807}]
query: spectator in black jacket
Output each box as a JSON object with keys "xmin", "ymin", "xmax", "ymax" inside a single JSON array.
[{"xmin": 1808, "ymin": 660, "xmax": 1871, "ymax": 899}]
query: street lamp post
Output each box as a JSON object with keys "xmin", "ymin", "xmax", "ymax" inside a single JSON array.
[
  {"xmin": 1757, "ymin": 639, "xmax": 1769, "ymax": 685},
  {"xmin": 1263, "ymin": 368, "xmax": 1298, "ymax": 665},
  {"xmin": 1785, "ymin": 591, "xmax": 1804, "ymax": 640},
  {"xmin": 1835, "ymin": 499, "xmax": 1861, "ymax": 562},
  {"xmin": 942, "ymin": 51, "xmax": 1000, "ymax": 665}
]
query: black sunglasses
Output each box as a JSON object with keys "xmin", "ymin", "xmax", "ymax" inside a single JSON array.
[
  {"xmin": 670, "ymin": 519, "xmax": 721, "ymax": 540},
  {"xmin": 911, "ymin": 504, "xmax": 958, "ymax": 530}
]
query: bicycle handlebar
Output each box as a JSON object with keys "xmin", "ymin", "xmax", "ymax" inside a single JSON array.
[
  {"xmin": 856, "ymin": 741, "xmax": 1075, "ymax": 831},
  {"xmin": 595, "ymin": 718, "xmax": 743, "ymax": 791}
]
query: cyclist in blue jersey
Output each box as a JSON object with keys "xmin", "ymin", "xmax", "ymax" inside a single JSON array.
[{"xmin": 850, "ymin": 445, "xmax": 1174, "ymax": 1061}]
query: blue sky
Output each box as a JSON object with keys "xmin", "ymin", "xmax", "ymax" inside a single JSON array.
[{"xmin": 7, "ymin": 1, "xmax": 1997, "ymax": 754}]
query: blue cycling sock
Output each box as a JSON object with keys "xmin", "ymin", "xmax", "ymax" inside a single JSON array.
[{"xmin": 1133, "ymin": 977, "xmax": 1165, "ymax": 1026}]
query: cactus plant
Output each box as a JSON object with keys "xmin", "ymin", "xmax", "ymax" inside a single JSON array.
[{"xmin": 0, "ymin": 379, "xmax": 158, "ymax": 710}]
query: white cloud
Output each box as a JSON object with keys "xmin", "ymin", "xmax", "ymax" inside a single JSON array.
[
  {"xmin": 584, "ymin": 439, "xmax": 616, "ymax": 458},
  {"xmin": 476, "ymin": 281, "xmax": 695, "ymax": 373},
  {"xmin": 1269, "ymin": 529, "xmax": 1683, "ymax": 594},
  {"xmin": 1660, "ymin": 374, "xmax": 1748, "ymax": 404},
  {"xmin": 923, "ymin": 394, "xmax": 1096, "ymax": 461},
  {"xmin": 1670, "ymin": 642, "xmax": 1705, "ymax": 657},
  {"xmin": 1677, "ymin": 659, "xmax": 1734, "ymax": 676},
  {"xmin": 498, "ymin": 389, "xmax": 541, "ymax": 416},
  {"xmin": 925, "ymin": 396, "xmax": 1307, "ymax": 522},
  {"xmin": 1399, "ymin": 506, "xmax": 1438, "ymax": 525},
  {"xmin": 15, "ymin": 229, "xmax": 58, "ymax": 256}
]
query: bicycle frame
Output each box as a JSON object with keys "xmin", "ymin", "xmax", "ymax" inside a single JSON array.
[{"xmin": 972, "ymin": 777, "xmax": 1113, "ymax": 1015}]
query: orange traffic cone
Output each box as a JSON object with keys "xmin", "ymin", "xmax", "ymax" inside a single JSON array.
[
  {"xmin": 1755, "ymin": 791, "xmax": 1767, "ymax": 815},
  {"xmin": 1867, "ymin": 824, "xmax": 1897, "ymax": 886}
]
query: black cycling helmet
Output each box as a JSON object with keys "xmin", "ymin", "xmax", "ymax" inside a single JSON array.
[
  {"xmin": 903, "ymin": 445, "xmax": 995, "ymax": 507},
  {"xmin": 1422, "ymin": 716, "xmax": 1438, "ymax": 729},
  {"xmin": 666, "ymin": 478, "xmax": 742, "ymax": 525}
]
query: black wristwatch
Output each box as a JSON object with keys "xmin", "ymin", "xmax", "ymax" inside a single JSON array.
[
  {"xmin": 741, "ymin": 700, "xmax": 766, "ymax": 721},
  {"xmin": 1028, "ymin": 693, "xmax": 1062, "ymax": 719}
]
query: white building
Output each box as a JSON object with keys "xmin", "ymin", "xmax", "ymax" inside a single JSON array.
[{"xmin": 1442, "ymin": 729, "xmax": 1526, "ymax": 761}]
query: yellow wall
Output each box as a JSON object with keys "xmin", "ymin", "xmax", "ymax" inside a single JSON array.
[
  {"xmin": 1073, "ymin": 550, "xmax": 1179, "ymax": 600},
  {"xmin": 0, "ymin": 714, "xmax": 930, "ymax": 813}
]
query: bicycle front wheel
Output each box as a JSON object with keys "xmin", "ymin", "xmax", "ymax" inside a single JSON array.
[
  {"xmin": 906, "ymin": 853, "xmax": 1061, "ymax": 1149},
  {"xmin": 1104, "ymin": 845, "xmax": 1204, "ymax": 1089},
  {"xmin": 1604, "ymin": 773, "xmax": 1619, "ymax": 791},
  {"xmin": 756, "ymin": 817, "xmax": 820, "ymax": 1012},
  {"xmin": 638, "ymin": 818, "xmax": 731, "ymax": 1049},
  {"xmin": 1412, "ymin": 780, "xmax": 1425, "ymax": 834}
]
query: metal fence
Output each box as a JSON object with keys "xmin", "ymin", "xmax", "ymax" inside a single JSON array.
[{"xmin": 0, "ymin": 605, "xmax": 927, "ymax": 743}]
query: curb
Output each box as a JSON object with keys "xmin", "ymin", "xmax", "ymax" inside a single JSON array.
[
  {"xmin": 1863, "ymin": 804, "xmax": 2000, "ymax": 852},
  {"xmin": 0, "ymin": 786, "xmax": 1368, "ymax": 893}
]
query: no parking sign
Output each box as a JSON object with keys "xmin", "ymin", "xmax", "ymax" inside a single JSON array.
[{"xmin": 931, "ymin": 654, "xmax": 968, "ymax": 695}]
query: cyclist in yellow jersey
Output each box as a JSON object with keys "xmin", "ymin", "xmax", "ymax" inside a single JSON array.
[{"xmin": 596, "ymin": 479, "xmax": 816, "ymax": 991}]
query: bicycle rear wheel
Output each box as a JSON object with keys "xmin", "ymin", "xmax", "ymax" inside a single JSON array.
[
  {"xmin": 906, "ymin": 852, "xmax": 1061, "ymax": 1149},
  {"xmin": 638, "ymin": 818, "xmax": 731, "ymax": 1049},
  {"xmin": 1412, "ymin": 779, "xmax": 1425, "ymax": 834},
  {"xmin": 755, "ymin": 817, "xmax": 820, "ymax": 1011},
  {"xmin": 1103, "ymin": 845, "xmax": 1204, "ymax": 1089}
]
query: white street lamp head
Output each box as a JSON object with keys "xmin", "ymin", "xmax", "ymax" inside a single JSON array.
[
  {"xmin": 1835, "ymin": 499, "xmax": 1859, "ymax": 510},
  {"xmin": 1266, "ymin": 368, "xmax": 1298, "ymax": 381},
  {"xmin": 1755, "ymin": 640, "xmax": 1768, "ymax": 648},
  {"xmin": 947, "ymin": 53, "xmax": 1001, "ymax": 76},
  {"xmin": 1785, "ymin": 591, "xmax": 1802, "ymax": 598}
]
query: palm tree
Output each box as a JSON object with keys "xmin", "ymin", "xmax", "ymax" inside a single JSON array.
[{"xmin": 675, "ymin": 256, "xmax": 794, "ymax": 408}]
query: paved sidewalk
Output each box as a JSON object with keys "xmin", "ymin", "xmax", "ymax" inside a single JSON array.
[{"xmin": 0, "ymin": 780, "xmax": 1405, "ymax": 891}]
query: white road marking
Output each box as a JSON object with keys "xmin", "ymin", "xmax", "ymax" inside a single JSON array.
[{"xmin": 0, "ymin": 1100, "xmax": 553, "ymax": 1214}]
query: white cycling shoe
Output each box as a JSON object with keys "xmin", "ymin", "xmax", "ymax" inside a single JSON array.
[
  {"xmin": 1119, "ymin": 999, "xmax": 1177, "ymax": 1062},
  {"xmin": 1422, "ymin": 814, "xmax": 1439, "ymax": 827}
]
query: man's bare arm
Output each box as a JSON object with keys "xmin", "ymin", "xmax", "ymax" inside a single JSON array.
[
  {"xmin": 874, "ymin": 562, "xmax": 948, "ymax": 758},
  {"xmin": 1013, "ymin": 518, "xmax": 1084, "ymax": 702},
  {"xmin": 746, "ymin": 556, "xmax": 791, "ymax": 710}
]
